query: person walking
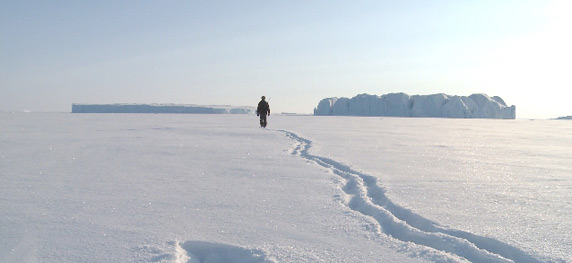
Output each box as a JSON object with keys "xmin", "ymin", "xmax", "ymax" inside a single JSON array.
[{"xmin": 257, "ymin": 96, "xmax": 270, "ymax": 128}]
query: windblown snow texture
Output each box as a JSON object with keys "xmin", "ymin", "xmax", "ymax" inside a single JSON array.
[
  {"xmin": 71, "ymin": 103, "xmax": 255, "ymax": 114},
  {"xmin": 314, "ymin": 93, "xmax": 516, "ymax": 119},
  {"xmin": 280, "ymin": 130, "xmax": 541, "ymax": 263}
]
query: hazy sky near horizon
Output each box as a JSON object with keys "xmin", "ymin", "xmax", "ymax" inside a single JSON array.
[{"xmin": 1, "ymin": 0, "xmax": 571, "ymax": 118}]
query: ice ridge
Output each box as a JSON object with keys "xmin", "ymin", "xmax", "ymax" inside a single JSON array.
[
  {"xmin": 280, "ymin": 130, "xmax": 541, "ymax": 263},
  {"xmin": 314, "ymin": 93, "xmax": 516, "ymax": 119}
]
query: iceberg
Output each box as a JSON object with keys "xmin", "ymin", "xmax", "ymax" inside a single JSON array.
[
  {"xmin": 314, "ymin": 93, "xmax": 516, "ymax": 119},
  {"xmin": 71, "ymin": 103, "xmax": 255, "ymax": 114}
]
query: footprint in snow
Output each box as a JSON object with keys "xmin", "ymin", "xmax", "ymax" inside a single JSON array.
[{"xmin": 174, "ymin": 241, "xmax": 275, "ymax": 263}]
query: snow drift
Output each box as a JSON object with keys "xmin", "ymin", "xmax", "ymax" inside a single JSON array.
[
  {"xmin": 314, "ymin": 93, "xmax": 516, "ymax": 119},
  {"xmin": 71, "ymin": 103, "xmax": 255, "ymax": 114}
]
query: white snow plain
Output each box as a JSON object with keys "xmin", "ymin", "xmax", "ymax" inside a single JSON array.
[{"xmin": 1, "ymin": 113, "xmax": 570, "ymax": 263}]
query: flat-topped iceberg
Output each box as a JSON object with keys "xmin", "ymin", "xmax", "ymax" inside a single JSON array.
[
  {"xmin": 72, "ymin": 103, "xmax": 255, "ymax": 114},
  {"xmin": 314, "ymin": 93, "xmax": 516, "ymax": 119}
]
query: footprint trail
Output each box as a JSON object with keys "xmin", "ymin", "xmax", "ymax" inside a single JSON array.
[{"xmin": 280, "ymin": 130, "xmax": 542, "ymax": 263}]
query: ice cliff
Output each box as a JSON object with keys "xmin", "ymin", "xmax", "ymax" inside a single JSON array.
[
  {"xmin": 72, "ymin": 103, "xmax": 255, "ymax": 114},
  {"xmin": 314, "ymin": 93, "xmax": 516, "ymax": 119}
]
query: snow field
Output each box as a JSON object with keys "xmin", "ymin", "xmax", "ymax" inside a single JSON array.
[
  {"xmin": 1, "ymin": 113, "xmax": 569, "ymax": 262},
  {"xmin": 1, "ymin": 113, "xmax": 427, "ymax": 262},
  {"xmin": 274, "ymin": 116, "xmax": 571, "ymax": 263},
  {"xmin": 280, "ymin": 130, "xmax": 541, "ymax": 263}
]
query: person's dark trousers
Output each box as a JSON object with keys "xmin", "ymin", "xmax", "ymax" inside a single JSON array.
[{"xmin": 260, "ymin": 114, "xmax": 267, "ymax": 127}]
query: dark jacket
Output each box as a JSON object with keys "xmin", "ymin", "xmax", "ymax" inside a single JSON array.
[{"xmin": 257, "ymin": 100, "xmax": 270, "ymax": 116}]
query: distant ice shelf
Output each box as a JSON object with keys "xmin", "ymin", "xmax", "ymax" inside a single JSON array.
[
  {"xmin": 71, "ymin": 103, "xmax": 255, "ymax": 114},
  {"xmin": 314, "ymin": 93, "xmax": 516, "ymax": 119},
  {"xmin": 555, "ymin": 116, "xmax": 572, "ymax": 120}
]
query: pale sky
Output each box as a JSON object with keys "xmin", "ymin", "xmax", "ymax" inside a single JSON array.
[{"xmin": 1, "ymin": 0, "xmax": 571, "ymax": 118}]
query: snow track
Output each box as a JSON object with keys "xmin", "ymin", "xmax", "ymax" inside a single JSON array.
[{"xmin": 280, "ymin": 130, "xmax": 542, "ymax": 263}]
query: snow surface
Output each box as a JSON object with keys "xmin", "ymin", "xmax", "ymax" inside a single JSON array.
[
  {"xmin": 71, "ymin": 103, "xmax": 255, "ymax": 114},
  {"xmin": 314, "ymin": 93, "xmax": 516, "ymax": 119},
  {"xmin": 1, "ymin": 113, "xmax": 570, "ymax": 263}
]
